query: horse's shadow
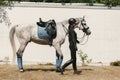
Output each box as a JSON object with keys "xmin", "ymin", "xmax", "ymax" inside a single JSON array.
[
  {"xmin": 24, "ymin": 66, "xmax": 93, "ymax": 72},
  {"xmin": 25, "ymin": 68, "xmax": 56, "ymax": 72},
  {"xmin": 25, "ymin": 68, "xmax": 93, "ymax": 72},
  {"xmin": 81, "ymin": 68, "xmax": 93, "ymax": 71}
]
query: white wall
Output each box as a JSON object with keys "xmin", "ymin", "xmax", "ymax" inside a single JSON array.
[{"xmin": 0, "ymin": 7, "xmax": 120, "ymax": 65}]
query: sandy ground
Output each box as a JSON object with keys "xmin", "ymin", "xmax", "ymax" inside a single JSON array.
[{"xmin": 0, "ymin": 64, "xmax": 120, "ymax": 80}]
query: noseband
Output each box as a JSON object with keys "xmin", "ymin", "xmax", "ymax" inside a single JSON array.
[{"xmin": 82, "ymin": 27, "xmax": 89, "ymax": 33}]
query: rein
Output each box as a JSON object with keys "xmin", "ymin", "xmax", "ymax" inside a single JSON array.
[
  {"xmin": 62, "ymin": 24, "xmax": 69, "ymax": 35},
  {"xmin": 77, "ymin": 33, "xmax": 89, "ymax": 45}
]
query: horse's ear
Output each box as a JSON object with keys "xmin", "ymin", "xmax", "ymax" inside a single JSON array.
[
  {"xmin": 83, "ymin": 16, "xmax": 85, "ymax": 19},
  {"xmin": 82, "ymin": 16, "xmax": 86, "ymax": 21}
]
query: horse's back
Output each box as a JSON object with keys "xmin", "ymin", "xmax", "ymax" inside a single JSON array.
[{"xmin": 14, "ymin": 24, "xmax": 37, "ymax": 42}]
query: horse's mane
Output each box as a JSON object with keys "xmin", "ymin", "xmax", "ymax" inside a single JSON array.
[
  {"xmin": 59, "ymin": 17, "xmax": 83, "ymax": 24},
  {"xmin": 57, "ymin": 19, "xmax": 68, "ymax": 25},
  {"xmin": 75, "ymin": 17, "xmax": 83, "ymax": 22}
]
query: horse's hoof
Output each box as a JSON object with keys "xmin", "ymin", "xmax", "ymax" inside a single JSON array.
[
  {"xmin": 19, "ymin": 69, "xmax": 24, "ymax": 72},
  {"xmin": 56, "ymin": 68, "xmax": 61, "ymax": 72}
]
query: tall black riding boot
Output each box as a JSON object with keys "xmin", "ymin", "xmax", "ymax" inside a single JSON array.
[
  {"xmin": 72, "ymin": 59, "xmax": 81, "ymax": 74},
  {"xmin": 61, "ymin": 59, "xmax": 73, "ymax": 74}
]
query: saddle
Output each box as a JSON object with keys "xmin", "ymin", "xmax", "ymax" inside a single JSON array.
[
  {"xmin": 36, "ymin": 18, "xmax": 46, "ymax": 27},
  {"xmin": 37, "ymin": 18, "xmax": 57, "ymax": 46}
]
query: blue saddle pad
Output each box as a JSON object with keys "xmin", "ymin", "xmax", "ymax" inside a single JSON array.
[{"xmin": 37, "ymin": 26, "xmax": 49, "ymax": 39}]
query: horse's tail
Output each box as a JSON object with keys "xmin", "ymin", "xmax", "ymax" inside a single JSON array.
[{"xmin": 9, "ymin": 25, "xmax": 18, "ymax": 64}]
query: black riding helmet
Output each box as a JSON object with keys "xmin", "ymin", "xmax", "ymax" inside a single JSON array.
[{"xmin": 68, "ymin": 18, "xmax": 76, "ymax": 25}]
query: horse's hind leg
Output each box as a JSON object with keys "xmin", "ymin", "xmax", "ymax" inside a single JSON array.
[{"xmin": 17, "ymin": 42, "xmax": 28, "ymax": 72}]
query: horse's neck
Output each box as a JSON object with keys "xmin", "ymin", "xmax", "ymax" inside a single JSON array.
[
  {"xmin": 58, "ymin": 20, "xmax": 69, "ymax": 36},
  {"xmin": 61, "ymin": 20, "xmax": 68, "ymax": 26}
]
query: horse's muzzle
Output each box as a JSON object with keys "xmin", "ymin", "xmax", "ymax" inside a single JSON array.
[{"xmin": 86, "ymin": 29, "xmax": 91, "ymax": 35}]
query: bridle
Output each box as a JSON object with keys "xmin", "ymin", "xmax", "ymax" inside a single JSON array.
[
  {"xmin": 62, "ymin": 18, "xmax": 90, "ymax": 45},
  {"xmin": 77, "ymin": 18, "xmax": 90, "ymax": 45},
  {"xmin": 81, "ymin": 20, "xmax": 90, "ymax": 33},
  {"xmin": 77, "ymin": 33, "xmax": 89, "ymax": 45}
]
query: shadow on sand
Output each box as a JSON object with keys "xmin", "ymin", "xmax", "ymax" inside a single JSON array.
[{"xmin": 25, "ymin": 68, "xmax": 56, "ymax": 72}]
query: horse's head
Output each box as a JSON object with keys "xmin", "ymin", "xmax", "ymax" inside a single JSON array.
[{"xmin": 75, "ymin": 17, "xmax": 91, "ymax": 36}]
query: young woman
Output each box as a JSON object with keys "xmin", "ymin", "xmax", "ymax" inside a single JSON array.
[{"xmin": 61, "ymin": 18, "xmax": 80, "ymax": 74}]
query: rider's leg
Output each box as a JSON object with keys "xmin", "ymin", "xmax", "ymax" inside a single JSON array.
[
  {"xmin": 61, "ymin": 59, "xmax": 72, "ymax": 74},
  {"xmin": 71, "ymin": 49, "xmax": 80, "ymax": 74}
]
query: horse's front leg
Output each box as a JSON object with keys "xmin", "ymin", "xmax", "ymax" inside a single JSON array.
[
  {"xmin": 54, "ymin": 44, "xmax": 63, "ymax": 72},
  {"xmin": 17, "ymin": 42, "xmax": 28, "ymax": 72}
]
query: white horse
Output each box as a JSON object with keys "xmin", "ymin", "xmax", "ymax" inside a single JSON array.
[{"xmin": 9, "ymin": 17, "xmax": 91, "ymax": 72}]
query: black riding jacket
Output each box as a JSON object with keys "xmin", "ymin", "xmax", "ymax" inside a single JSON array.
[{"xmin": 68, "ymin": 25, "xmax": 79, "ymax": 51}]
